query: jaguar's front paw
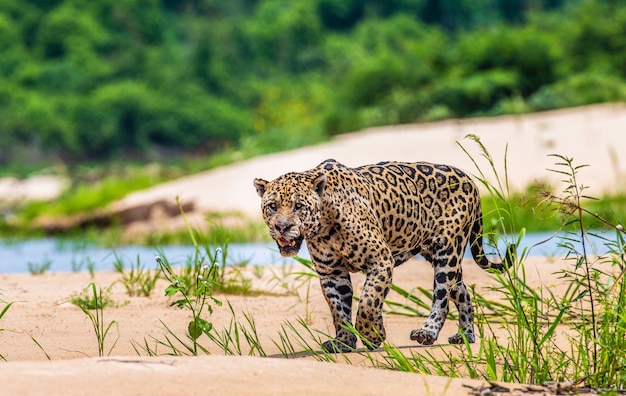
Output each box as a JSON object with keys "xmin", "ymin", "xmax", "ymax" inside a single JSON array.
[
  {"xmin": 321, "ymin": 338, "xmax": 356, "ymax": 353},
  {"xmin": 410, "ymin": 328, "xmax": 437, "ymax": 345}
]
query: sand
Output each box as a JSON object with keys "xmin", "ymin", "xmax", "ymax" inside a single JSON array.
[
  {"xmin": 3, "ymin": 104, "xmax": 625, "ymax": 395},
  {"xmin": 1, "ymin": 256, "xmax": 572, "ymax": 395}
]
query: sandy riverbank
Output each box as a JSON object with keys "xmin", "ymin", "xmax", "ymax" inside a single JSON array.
[{"xmin": 1, "ymin": 255, "xmax": 580, "ymax": 395}]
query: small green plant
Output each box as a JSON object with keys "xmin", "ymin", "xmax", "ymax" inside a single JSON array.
[
  {"xmin": 27, "ymin": 257, "xmax": 52, "ymax": 275},
  {"xmin": 71, "ymin": 256, "xmax": 96, "ymax": 273},
  {"xmin": 154, "ymin": 254, "xmax": 222, "ymax": 355},
  {"xmin": 71, "ymin": 282, "xmax": 119, "ymax": 357},
  {"xmin": 68, "ymin": 284, "xmax": 115, "ymax": 310},
  {"xmin": 71, "ymin": 256, "xmax": 85, "ymax": 272},
  {"xmin": 113, "ymin": 253, "xmax": 160, "ymax": 297},
  {"xmin": 86, "ymin": 258, "xmax": 96, "ymax": 278},
  {"xmin": 0, "ymin": 293, "xmax": 14, "ymax": 361}
]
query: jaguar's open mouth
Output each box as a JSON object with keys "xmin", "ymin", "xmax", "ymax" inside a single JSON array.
[{"xmin": 276, "ymin": 236, "xmax": 303, "ymax": 257}]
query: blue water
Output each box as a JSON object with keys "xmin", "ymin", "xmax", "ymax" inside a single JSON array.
[
  {"xmin": 0, "ymin": 231, "xmax": 620, "ymax": 274},
  {"xmin": 0, "ymin": 239, "xmax": 301, "ymax": 274}
]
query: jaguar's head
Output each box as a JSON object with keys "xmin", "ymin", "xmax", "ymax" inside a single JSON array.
[{"xmin": 253, "ymin": 171, "xmax": 326, "ymax": 257}]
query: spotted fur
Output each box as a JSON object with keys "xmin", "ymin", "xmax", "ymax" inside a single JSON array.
[{"xmin": 254, "ymin": 159, "xmax": 515, "ymax": 352}]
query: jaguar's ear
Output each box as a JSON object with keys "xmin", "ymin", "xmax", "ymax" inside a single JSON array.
[
  {"xmin": 253, "ymin": 178, "xmax": 269, "ymax": 198},
  {"xmin": 312, "ymin": 173, "xmax": 327, "ymax": 198}
]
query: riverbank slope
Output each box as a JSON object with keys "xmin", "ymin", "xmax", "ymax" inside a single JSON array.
[{"xmin": 113, "ymin": 103, "xmax": 626, "ymax": 237}]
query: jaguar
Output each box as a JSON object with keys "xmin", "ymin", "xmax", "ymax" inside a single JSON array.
[{"xmin": 254, "ymin": 159, "xmax": 515, "ymax": 352}]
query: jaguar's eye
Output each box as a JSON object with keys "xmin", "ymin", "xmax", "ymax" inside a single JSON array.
[
  {"xmin": 294, "ymin": 203, "xmax": 303, "ymax": 211},
  {"xmin": 267, "ymin": 202, "xmax": 278, "ymax": 212}
]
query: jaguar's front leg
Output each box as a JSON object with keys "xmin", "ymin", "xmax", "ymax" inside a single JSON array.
[
  {"xmin": 354, "ymin": 263, "xmax": 392, "ymax": 350},
  {"xmin": 317, "ymin": 269, "xmax": 356, "ymax": 352}
]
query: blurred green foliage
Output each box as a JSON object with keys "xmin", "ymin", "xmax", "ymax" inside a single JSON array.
[{"xmin": 1, "ymin": 0, "xmax": 626, "ymax": 169}]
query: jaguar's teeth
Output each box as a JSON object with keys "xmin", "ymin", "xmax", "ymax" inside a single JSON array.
[{"xmin": 290, "ymin": 240, "xmax": 296, "ymax": 246}]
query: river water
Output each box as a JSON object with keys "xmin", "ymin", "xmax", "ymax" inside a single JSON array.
[
  {"xmin": 0, "ymin": 239, "xmax": 299, "ymax": 274},
  {"xmin": 0, "ymin": 231, "xmax": 620, "ymax": 274}
]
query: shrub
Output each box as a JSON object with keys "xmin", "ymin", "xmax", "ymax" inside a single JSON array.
[{"xmin": 529, "ymin": 73, "xmax": 626, "ymax": 111}]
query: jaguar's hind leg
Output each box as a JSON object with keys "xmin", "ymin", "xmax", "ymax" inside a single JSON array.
[
  {"xmin": 410, "ymin": 250, "xmax": 466, "ymax": 345},
  {"xmin": 448, "ymin": 270, "xmax": 475, "ymax": 344},
  {"xmin": 410, "ymin": 267, "xmax": 455, "ymax": 344}
]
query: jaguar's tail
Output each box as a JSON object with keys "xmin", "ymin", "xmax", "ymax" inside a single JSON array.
[{"xmin": 469, "ymin": 203, "xmax": 516, "ymax": 272}]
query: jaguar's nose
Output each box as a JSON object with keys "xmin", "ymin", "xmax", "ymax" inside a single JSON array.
[{"xmin": 275, "ymin": 222, "xmax": 291, "ymax": 233}]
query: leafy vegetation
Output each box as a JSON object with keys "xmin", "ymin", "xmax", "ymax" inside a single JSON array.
[
  {"xmin": 153, "ymin": 254, "xmax": 223, "ymax": 356},
  {"xmin": 2, "ymin": 0, "xmax": 626, "ymax": 240},
  {"xmin": 68, "ymin": 283, "xmax": 115, "ymax": 310},
  {"xmin": 113, "ymin": 253, "xmax": 160, "ymax": 298},
  {"xmin": 2, "ymin": 0, "xmax": 626, "ymax": 172}
]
